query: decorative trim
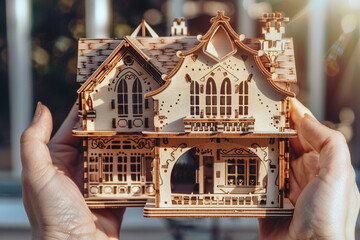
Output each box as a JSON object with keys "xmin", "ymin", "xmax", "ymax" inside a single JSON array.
[
  {"xmin": 90, "ymin": 138, "xmax": 113, "ymax": 149},
  {"xmin": 163, "ymin": 143, "xmax": 188, "ymax": 169},
  {"xmin": 219, "ymin": 148, "xmax": 256, "ymax": 156},
  {"xmin": 251, "ymin": 143, "xmax": 273, "ymax": 166},
  {"xmin": 128, "ymin": 138, "xmax": 154, "ymax": 149}
]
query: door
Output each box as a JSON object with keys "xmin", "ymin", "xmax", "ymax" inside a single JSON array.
[{"xmin": 203, "ymin": 156, "xmax": 214, "ymax": 194}]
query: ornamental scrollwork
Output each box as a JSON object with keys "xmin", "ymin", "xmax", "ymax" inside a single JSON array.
[
  {"xmin": 250, "ymin": 143, "xmax": 273, "ymax": 165},
  {"xmin": 163, "ymin": 143, "xmax": 188, "ymax": 169},
  {"xmin": 219, "ymin": 148, "xmax": 256, "ymax": 156},
  {"xmin": 128, "ymin": 138, "xmax": 154, "ymax": 149},
  {"xmin": 91, "ymin": 138, "xmax": 113, "ymax": 149}
]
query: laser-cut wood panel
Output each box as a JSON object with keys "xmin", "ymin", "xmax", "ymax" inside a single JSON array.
[{"xmin": 73, "ymin": 11, "xmax": 297, "ymax": 218}]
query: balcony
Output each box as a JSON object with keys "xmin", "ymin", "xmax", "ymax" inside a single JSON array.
[{"xmin": 184, "ymin": 118, "xmax": 255, "ymax": 133}]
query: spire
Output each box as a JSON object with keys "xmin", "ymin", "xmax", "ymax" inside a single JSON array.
[{"xmin": 131, "ymin": 19, "xmax": 159, "ymax": 38}]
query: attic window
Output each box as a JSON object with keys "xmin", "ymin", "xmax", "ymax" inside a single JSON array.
[{"xmin": 205, "ymin": 25, "xmax": 235, "ymax": 61}]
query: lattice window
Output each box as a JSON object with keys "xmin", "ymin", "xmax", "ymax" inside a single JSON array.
[
  {"xmin": 239, "ymin": 81, "xmax": 249, "ymax": 115},
  {"xmin": 132, "ymin": 78, "xmax": 143, "ymax": 116},
  {"xmin": 220, "ymin": 78, "xmax": 231, "ymax": 115},
  {"xmin": 88, "ymin": 156, "xmax": 99, "ymax": 182},
  {"xmin": 130, "ymin": 156, "xmax": 141, "ymax": 182},
  {"xmin": 206, "ymin": 78, "xmax": 217, "ymax": 116},
  {"xmin": 117, "ymin": 79, "xmax": 128, "ymax": 116},
  {"xmin": 190, "ymin": 81, "xmax": 200, "ymax": 116},
  {"xmin": 102, "ymin": 156, "xmax": 113, "ymax": 182},
  {"xmin": 117, "ymin": 156, "xmax": 127, "ymax": 182},
  {"xmin": 226, "ymin": 157, "xmax": 259, "ymax": 186}
]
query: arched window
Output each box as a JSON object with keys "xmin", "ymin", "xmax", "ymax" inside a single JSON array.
[
  {"xmin": 132, "ymin": 78, "xmax": 142, "ymax": 116},
  {"xmin": 190, "ymin": 81, "xmax": 200, "ymax": 115},
  {"xmin": 117, "ymin": 79, "xmax": 128, "ymax": 116},
  {"xmin": 206, "ymin": 78, "xmax": 217, "ymax": 116},
  {"xmin": 220, "ymin": 78, "xmax": 231, "ymax": 115},
  {"xmin": 239, "ymin": 81, "xmax": 248, "ymax": 115}
]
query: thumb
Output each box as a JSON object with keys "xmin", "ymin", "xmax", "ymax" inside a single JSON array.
[{"xmin": 20, "ymin": 102, "xmax": 54, "ymax": 173}]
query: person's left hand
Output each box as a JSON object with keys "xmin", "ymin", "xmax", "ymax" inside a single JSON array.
[{"xmin": 21, "ymin": 102, "xmax": 125, "ymax": 239}]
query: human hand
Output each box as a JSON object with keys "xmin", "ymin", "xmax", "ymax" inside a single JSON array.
[
  {"xmin": 259, "ymin": 98, "xmax": 360, "ymax": 240},
  {"xmin": 21, "ymin": 102, "xmax": 125, "ymax": 239}
]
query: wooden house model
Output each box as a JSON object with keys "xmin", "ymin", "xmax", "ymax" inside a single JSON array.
[{"xmin": 73, "ymin": 11, "xmax": 297, "ymax": 217}]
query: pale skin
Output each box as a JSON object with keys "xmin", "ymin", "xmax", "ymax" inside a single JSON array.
[{"xmin": 21, "ymin": 99, "xmax": 360, "ymax": 239}]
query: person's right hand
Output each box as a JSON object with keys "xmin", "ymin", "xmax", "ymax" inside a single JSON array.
[{"xmin": 259, "ymin": 98, "xmax": 360, "ymax": 239}]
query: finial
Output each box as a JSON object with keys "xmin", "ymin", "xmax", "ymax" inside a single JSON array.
[{"xmin": 210, "ymin": 11, "xmax": 230, "ymax": 23}]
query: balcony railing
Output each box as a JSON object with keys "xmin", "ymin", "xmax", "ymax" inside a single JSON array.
[
  {"xmin": 171, "ymin": 193, "xmax": 267, "ymax": 206},
  {"xmin": 184, "ymin": 118, "xmax": 255, "ymax": 133}
]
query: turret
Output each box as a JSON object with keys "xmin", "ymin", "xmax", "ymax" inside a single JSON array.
[
  {"xmin": 259, "ymin": 12, "xmax": 289, "ymax": 72},
  {"xmin": 171, "ymin": 17, "xmax": 188, "ymax": 36}
]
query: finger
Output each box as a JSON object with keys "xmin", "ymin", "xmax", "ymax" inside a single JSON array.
[
  {"xmin": 50, "ymin": 102, "xmax": 81, "ymax": 148},
  {"xmin": 290, "ymin": 98, "xmax": 315, "ymax": 156},
  {"xmin": 20, "ymin": 102, "xmax": 53, "ymax": 173},
  {"xmin": 300, "ymin": 114, "xmax": 351, "ymax": 178}
]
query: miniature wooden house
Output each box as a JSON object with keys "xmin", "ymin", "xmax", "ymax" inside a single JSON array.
[{"xmin": 74, "ymin": 12, "xmax": 297, "ymax": 217}]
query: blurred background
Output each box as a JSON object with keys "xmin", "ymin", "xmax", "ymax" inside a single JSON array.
[{"xmin": 0, "ymin": 0, "xmax": 359, "ymax": 239}]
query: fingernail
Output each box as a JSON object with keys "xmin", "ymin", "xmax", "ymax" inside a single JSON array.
[{"xmin": 32, "ymin": 101, "xmax": 42, "ymax": 122}]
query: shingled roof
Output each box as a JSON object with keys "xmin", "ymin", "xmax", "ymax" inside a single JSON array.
[
  {"xmin": 77, "ymin": 20, "xmax": 296, "ymax": 97},
  {"xmin": 77, "ymin": 39, "xmax": 122, "ymax": 83}
]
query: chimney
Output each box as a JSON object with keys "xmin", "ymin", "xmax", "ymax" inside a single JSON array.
[
  {"xmin": 259, "ymin": 12, "xmax": 289, "ymax": 67},
  {"xmin": 170, "ymin": 17, "xmax": 188, "ymax": 36}
]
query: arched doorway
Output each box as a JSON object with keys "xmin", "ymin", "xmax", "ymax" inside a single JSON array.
[{"xmin": 170, "ymin": 147, "xmax": 199, "ymax": 194}]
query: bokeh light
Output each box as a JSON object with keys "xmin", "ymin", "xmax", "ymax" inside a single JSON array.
[
  {"xmin": 341, "ymin": 13, "xmax": 359, "ymax": 33},
  {"xmin": 144, "ymin": 8, "xmax": 163, "ymax": 25},
  {"xmin": 339, "ymin": 107, "xmax": 355, "ymax": 125},
  {"xmin": 243, "ymin": 0, "xmax": 272, "ymax": 19},
  {"xmin": 114, "ymin": 24, "xmax": 133, "ymax": 38}
]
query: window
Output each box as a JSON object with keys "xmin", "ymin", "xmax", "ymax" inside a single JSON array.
[
  {"xmin": 117, "ymin": 79, "xmax": 128, "ymax": 116},
  {"xmin": 220, "ymin": 78, "xmax": 231, "ymax": 115},
  {"xmin": 226, "ymin": 157, "xmax": 259, "ymax": 186},
  {"xmin": 89, "ymin": 156, "xmax": 99, "ymax": 182},
  {"xmin": 239, "ymin": 81, "xmax": 249, "ymax": 115},
  {"xmin": 190, "ymin": 81, "xmax": 200, "ymax": 115},
  {"xmin": 130, "ymin": 156, "xmax": 141, "ymax": 182},
  {"xmin": 117, "ymin": 156, "xmax": 127, "ymax": 182},
  {"xmin": 132, "ymin": 78, "xmax": 143, "ymax": 116},
  {"xmin": 103, "ymin": 156, "xmax": 113, "ymax": 182},
  {"xmin": 206, "ymin": 78, "xmax": 217, "ymax": 116}
]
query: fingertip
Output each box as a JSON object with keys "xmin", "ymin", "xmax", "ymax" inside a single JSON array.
[
  {"xmin": 21, "ymin": 103, "xmax": 53, "ymax": 145},
  {"xmin": 290, "ymin": 98, "xmax": 315, "ymax": 118}
]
